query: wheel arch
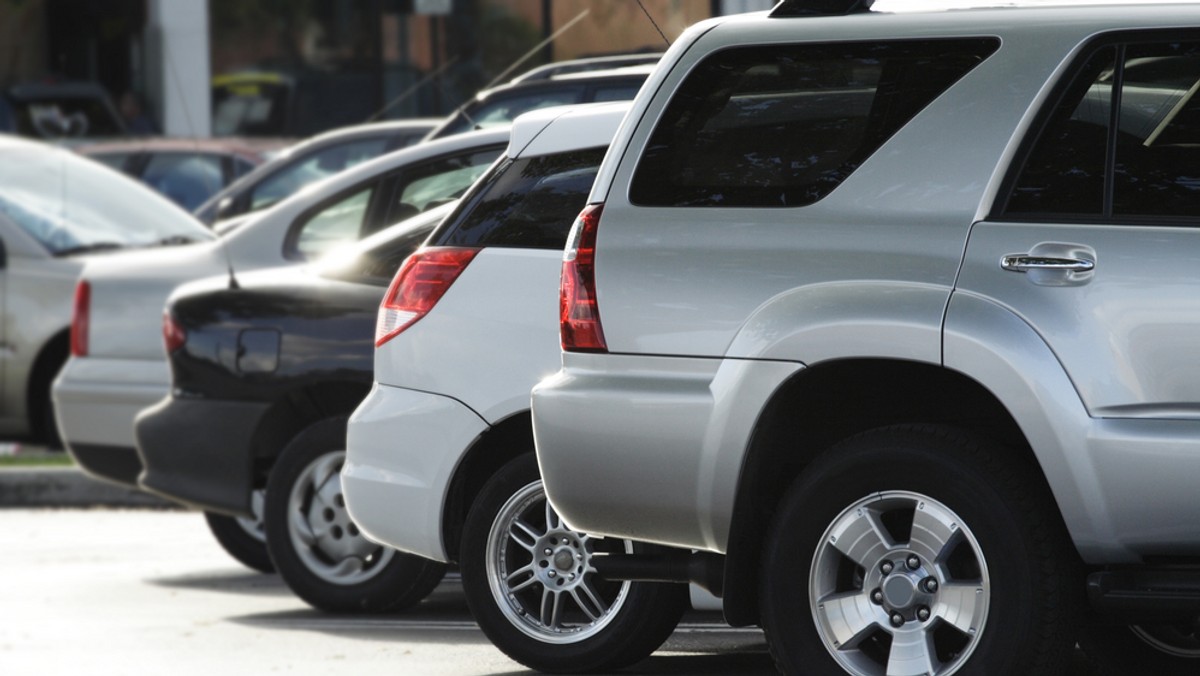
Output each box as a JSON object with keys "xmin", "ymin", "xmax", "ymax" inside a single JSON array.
[
  {"xmin": 247, "ymin": 380, "xmax": 372, "ymax": 484},
  {"xmin": 721, "ymin": 357, "xmax": 1043, "ymax": 626},
  {"xmin": 440, "ymin": 410, "xmax": 533, "ymax": 563},
  {"xmin": 27, "ymin": 328, "xmax": 70, "ymax": 442}
]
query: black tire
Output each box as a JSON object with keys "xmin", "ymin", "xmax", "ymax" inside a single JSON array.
[
  {"xmin": 460, "ymin": 453, "xmax": 688, "ymax": 673},
  {"xmin": 204, "ymin": 510, "xmax": 274, "ymax": 573},
  {"xmin": 1080, "ymin": 622, "xmax": 1200, "ymax": 675},
  {"xmin": 264, "ymin": 417, "xmax": 446, "ymax": 613},
  {"xmin": 760, "ymin": 424, "xmax": 1081, "ymax": 676}
]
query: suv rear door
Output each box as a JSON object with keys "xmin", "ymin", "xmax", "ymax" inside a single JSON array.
[{"xmin": 959, "ymin": 33, "xmax": 1200, "ymax": 417}]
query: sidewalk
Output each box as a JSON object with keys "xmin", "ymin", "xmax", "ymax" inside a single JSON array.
[{"xmin": 0, "ymin": 446, "xmax": 176, "ymax": 508}]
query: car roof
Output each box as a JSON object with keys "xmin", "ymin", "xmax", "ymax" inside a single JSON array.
[
  {"xmin": 507, "ymin": 102, "xmax": 633, "ymax": 159},
  {"xmin": 510, "ymin": 53, "xmax": 664, "ymax": 84},
  {"xmin": 74, "ymin": 137, "xmax": 291, "ymax": 159}
]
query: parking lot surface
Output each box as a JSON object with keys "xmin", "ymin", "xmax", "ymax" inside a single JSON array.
[{"xmin": 0, "ymin": 509, "xmax": 775, "ymax": 676}]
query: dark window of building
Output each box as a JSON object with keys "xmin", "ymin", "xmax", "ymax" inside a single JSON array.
[{"xmin": 630, "ymin": 38, "xmax": 999, "ymax": 208}]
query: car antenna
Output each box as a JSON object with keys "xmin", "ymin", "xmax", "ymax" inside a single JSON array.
[
  {"xmin": 483, "ymin": 9, "xmax": 591, "ymax": 89},
  {"xmin": 366, "ymin": 55, "xmax": 460, "ymax": 122},
  {"xmin": 635, "ymin": 0, "xmax": 671, "ymax": 47}
]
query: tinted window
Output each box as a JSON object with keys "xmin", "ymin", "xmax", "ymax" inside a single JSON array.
[
  {"xmin": 1006, "ymin": 38, "xmax": 1200, "ymax": 220},
  {"xmin": 250, "ymin": 137, "xmax": 389, "ymax": 211},
  {"xmin": 439, "ymin": 87, "xmax": 585, "ymax": 138},
  {"xmin": 631, "ymin": 39, "xmax": 998, "ymax": 208},
  {"xmin": 142, "ymin": 153, "xmax": 227, "ymax": 211},
  {"xmin": 437, "ymin": 147, "xmax": 606, "ymax": 249}
]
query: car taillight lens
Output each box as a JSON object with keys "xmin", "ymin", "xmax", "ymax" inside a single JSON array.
[
  {"xmin": 163, "ymin": 311, "xmax": 186, "ymax": 354},
  {"xmin": 375, "ymin": 247, "xmax": 479, "ymax": 347},
  {"xmin": 560, "ymin": 203, "xmax": 607, "ymax": 352},
  {"xmin": 70, "ymin": 280, "xmax": 90, "ymax": 357}
]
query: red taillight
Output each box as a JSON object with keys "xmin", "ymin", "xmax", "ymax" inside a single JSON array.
[
  {"xmin": 375, "ymin": 247, "xmax": 479, "ymax": 347},
  {"xmin": 70, "ymin": 280, "xmax": 90, "ymax": 357},
  {"xmin": 560, "ymin": 203, "xmax": 607, "ymax": 352},
  {"xmin": 163, "ymin": 311, "xmax": 186, "ymax": 354}
]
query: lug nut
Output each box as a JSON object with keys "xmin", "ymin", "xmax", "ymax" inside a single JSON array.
[
  {"xmin": 548, "ymin": 570, "xmax": 556, "ymax": 578},
  {"xmin": 906, "ymin": 555, "xmax": 920, "ymax": 570},
  {"xmin": 870, "ymin": 588, "xmax": 884, "ymax": 605},
  {"xmin": 544, "ymin": 548, "xmax": 553, "ymax": 556},
  {"xmin": 889, "ymin": 612, "xmax": 905, "ymax": 628},
  {"xmin": 917, "ymin": 606, "xmax": 931, "ymax": 622},
  {"xmin": 923, "ymin": 577, "xmax": 939, "ymax": 593},
  {"xmin": 880, "ymin": 561, "xmax": 894, "ymax": 575},
  {"xmin": 562, "ymin": 537, "xmax": 570, "ymax": 545}
]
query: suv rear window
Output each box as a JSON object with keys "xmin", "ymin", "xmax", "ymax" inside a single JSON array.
[
  {"xmin": 630, "ymin": 38, "xmax": 999, "ymax": 208},
  {"xmin": 434, "ymin": 147, "xmax": 607, "ymax": 249}
]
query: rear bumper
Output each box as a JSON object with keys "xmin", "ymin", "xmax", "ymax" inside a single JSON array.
[
  {"xmin": 343, "ymin": 382, "xmax": 488, "ymax": 563},
  {"xmin": 52, "ymin": 355, "xmax": 170, "ymax": 477},
  {"xmin": 134, "ymin": 395, "xmax": 270, "ymax": 516},
  {"xmin": 531, "ymin": 352, "xmax": 801, "ymax": 553}
]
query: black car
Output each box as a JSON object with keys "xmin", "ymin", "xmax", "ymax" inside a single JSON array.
[{"xmin": 134, "ymin": 203, "xmax": 452, "ymax": 609}]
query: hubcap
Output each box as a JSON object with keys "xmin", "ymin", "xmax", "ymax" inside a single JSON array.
[
  {"xmin": 286, "ymin": 450, "xmax": 393, "ymax": 585},
  {"xmin": 810, "ymin": 491, "xmax": 990, "ymax": 676},
  {"xmin": 235, "ymin": 488, "xmax": 267, "ymax": 543},
  {"xmin": 484, "ymin": 479, "xmax": 632, "ymax": 644}
]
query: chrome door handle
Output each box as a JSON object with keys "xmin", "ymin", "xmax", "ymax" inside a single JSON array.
[{"xmin": 1000, "ymin": 255, "xmax": 1095, "ymax": 273}]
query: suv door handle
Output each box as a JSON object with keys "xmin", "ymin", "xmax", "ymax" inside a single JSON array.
[{"xmin": 1000, "ymin": 255, "xmax": 1095, "ymax": 273}]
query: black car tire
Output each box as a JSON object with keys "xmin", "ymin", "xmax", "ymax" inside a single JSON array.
[
  {"xmin": 1080, "ymin": 623, "xmax": 1200, "ymax": 675},
  {"xmin": 204, "ymin": 510, "xmax": 274, "ymax": 573},
  {"xmin": 760, "ymin": 424, "xmax": 1081, "ymax": 676},
  {"xmin": 460, "ymin": 453, "xmax": 688, "ymax": 673},
  {"xmin": 264, "ymin": 417, "xmax": 446, "ymax": 613}
]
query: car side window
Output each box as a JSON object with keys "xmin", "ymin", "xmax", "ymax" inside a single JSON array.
[
  {"xmin": 291, "ymin": 183, "xmax": 375, "ymax": 259},
  {"xmin": 631, "ymin": 39, "xmax": 999, "ymax": 208},
  {"xmin": 435, "ymin": 147, "xmax": 607, "ymax": 249},
  {"xmin": 372, "ymin": 149, "xmax": 499, "ymax": 235},
  {"xmin": 1005, "ymin": 36, "xmax": 1200, "ymax": 221},
  {"xmin": 250, "ymin": 137, "xmax": 389, "ymax": 211},
  {"xmin": 469, "ymin": 87, "xmax": 585, "ymax": 128}
]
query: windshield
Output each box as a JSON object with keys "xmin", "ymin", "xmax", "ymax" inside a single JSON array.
[{"xmin": 0, "ymin": 142, "xmax": 213, "ymax": 255}]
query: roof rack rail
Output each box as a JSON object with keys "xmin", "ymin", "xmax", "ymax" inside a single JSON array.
[{"xmin": 770, "ymin": 0, "xmax": 874, "ymax": 17}]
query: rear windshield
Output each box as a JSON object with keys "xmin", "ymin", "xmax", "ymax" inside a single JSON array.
[
  {"xmin": 631, "ymin": 38, "xmax": 999, "ymax": 208},
  {"xmin": 434, "ymin": 146, "xmax": 607, "ymax": 249}
]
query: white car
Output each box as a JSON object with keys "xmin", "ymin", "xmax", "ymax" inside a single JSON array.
[
  {"xmin": 343, "ymin": 103, "xmax": 690, "ymax": 673},
  {"xmin": 54, "ymin": 127, "xmax": 509, "ymax": 487},
  {"xmin": 0, "ymin": 135, "xmax": 211, "ymax": 447}
]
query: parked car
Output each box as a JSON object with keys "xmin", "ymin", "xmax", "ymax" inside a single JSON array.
[
  {"xmin": 423, "ymin": 66, "xmax": 651, "ymax": 140},
  {"xmin": 54, "ymin": 126, "xmax": 508, "ymax": 492},
  {"xmin": 76, "ymin": 138, "xmax": 288, "ymax": 211},
  {"xmin": 134, "ymin": 202, "xmax": 451, "ymax": 587},
  {"xmin": 1, "ymin": 82, "xmax": 126, "ymax": 140},
  {"xmin": 507, "ymin": 53, "xmax": 662, "ymax": 84},
  {"xmin": 0, "ymin": 135, "xmax": 212, "ymax": 446},
  {"xmin": 193, "ymin": 119, "xmax": 440, "ymax": 227},
  {"xmin": 340, "ymin": 102, "xmax": 687, "ymax": 671},
  {"xmin": 531, "ymin": 2, "xmax": 1200, "ymax": 675}
]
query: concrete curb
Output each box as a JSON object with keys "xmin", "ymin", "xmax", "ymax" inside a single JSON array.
[{"xmin": 0, "ymin": 466, "xmax": 178, "ymax": 508}]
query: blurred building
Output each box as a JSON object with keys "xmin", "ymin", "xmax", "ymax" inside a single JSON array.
[{"xmin": 0, "ymin": 0, "xmax": 771, "ymax": 140}]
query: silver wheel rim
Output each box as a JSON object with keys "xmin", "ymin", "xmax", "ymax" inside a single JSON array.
[
  {"xmin": 1130, "ymin": 624, "xmax": 1200, "ymax": 659},
  {"xmin": 235, "ymin": 489, "xmax": 267, "ymax": 543},
  {"xmin": 286, "ymin": 450, "xmax": 394, "ymax": 585},
  {"xmin": 809, "ymin": 491, "xmax": 990, "ymax": 676},
  {"xmin": 485, "ymin": 479, "xmax": 632, "ymax": 644}
]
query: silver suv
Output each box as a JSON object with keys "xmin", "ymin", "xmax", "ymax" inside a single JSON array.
[{"xmin": 531, "ymin": 2, "xmax": 1200, "ymax": 674}]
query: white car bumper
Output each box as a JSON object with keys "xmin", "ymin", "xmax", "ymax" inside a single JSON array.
[
  {"xmin": 52, "ymin": 355, "xmax": 169, "ymax": 486},
  {"xmin": 343, "ymin": 382, "xmax": 488, "ymax": 563}
]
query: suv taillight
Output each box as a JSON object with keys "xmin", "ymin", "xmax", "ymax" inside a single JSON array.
[
  {"xmin": 70, "ymin": 280, "xmax": 90, "ymax": 357},
  {"xmin": 560, "ymin": 203, "xmax": 607, "ymax": 352},
  {"xmin": 375, "ymin": 247, "xmax": 479, "ymax": 347},
  {"xmin": 163, "ymin": 311, "xmax": 186, "ymax": 354}
]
